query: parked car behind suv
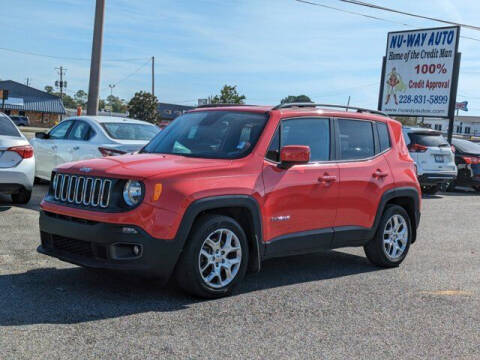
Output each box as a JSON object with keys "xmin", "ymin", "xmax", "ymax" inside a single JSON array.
[
  {"xmin": 38, "ymin": 104, "xmax": 421, "ymax": 298},
  {"xmin": 402, "ymin": 127, "xmax": 457, "ymax": 195},
  {"xmin": 0, "ymin": 113, "xmax": 34, "ymax": 203},
  {"xmin": 9, "ymin": 115, "xmax": 30, "ymax": 127},
  {"xmin": 30, "ymin": 116, "xmax": 160, "ymax": 181},
  {"xmin": 449, "ymin": 138, "xmax": 480, "ymax": 192}
]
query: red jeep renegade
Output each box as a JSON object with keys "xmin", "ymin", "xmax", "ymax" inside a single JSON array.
[{"xmin": 38, "ymin": 103, "xmax": 421, "ymax": 298}]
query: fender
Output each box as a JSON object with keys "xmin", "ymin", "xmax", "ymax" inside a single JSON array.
[
  {"xmin": 173, "ymin": 195, "xmax": 264, "ymax": 272},
  {"xmin": 371, "ymin": 186, "xmax": 421, "ymax": 242}
]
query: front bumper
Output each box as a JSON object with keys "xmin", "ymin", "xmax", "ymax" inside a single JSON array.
[
  {"xmin": 418, "ymin": 172, "xmax": 456, "ymax": 186},
  {"xmin": 38, "ymin": 210, "xmax": 183, "ymax": 284}
]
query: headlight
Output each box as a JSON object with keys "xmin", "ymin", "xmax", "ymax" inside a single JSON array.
[{"xmin": 123, "ymin": 180, "xmax": 143, "ymax": 206}]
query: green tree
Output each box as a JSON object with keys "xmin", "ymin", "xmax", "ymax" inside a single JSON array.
[
  {"xmin": 280, "ymin": 95, "xmax": 312, "ymax": 104},
  {"xmin": 98, "ymin": 99, "xmax": 106, "ymax": 111},
  {"xmin": 211, "ymin": 85, "xmax": 246, "ymax": 104},
  {"xmin": 128, "ymin": 91, "xmax": 159, "ymax": 123},
  {"xmin": 44, "ymin": 85, "xmax": 54, "ymax": 94},
  {"xmin": 107, "ymin": 95, "xmax": 128, "ymax": 113},
  {"xmin": 74, "ymin": 90, "xmax": 88, "ymax": 107}
]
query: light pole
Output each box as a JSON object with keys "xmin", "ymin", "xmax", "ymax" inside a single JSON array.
[
  {"xmin": 108, "ymin": 84, "xmax": 115, "ymax": 97},
  {"xmin": 87, "ymin": 0, "xmax": 105, "ymax": 115}
]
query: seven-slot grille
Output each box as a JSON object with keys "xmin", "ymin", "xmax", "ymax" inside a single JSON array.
[{"xmin": 52, "ymin": 173, "xmax": 112, "ymax": 208}]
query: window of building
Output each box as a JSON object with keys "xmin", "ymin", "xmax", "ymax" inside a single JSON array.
[
  {"xmin": 465, "ymin": 127, "xmax": 471, "ymax": 134},
  {"xmin": 434, "ymin": 124, "xmax": 442, "ymax": 131},
  {"xmin": 456, "ymin": 126, "xmax": 462, "ymax": 133}
]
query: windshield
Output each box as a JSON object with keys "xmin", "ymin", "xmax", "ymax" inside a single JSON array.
[
  {"xmin": 452, "ymin": 139, "xmax": 480, "ymax": 155},
  {"xmin": 142, "ymin": 111, "xmax": 268, "ymax": 159},
  {"xmin": 0, "ymin": 114, "xmax": 21, "ymax": 137},
  {"xmin": 408, "ymin": 132, "xmax": 449, "ymax": 147},
  {"xmin": 101, "ymin": 122, "xmax": 159, "ymax": 141}
]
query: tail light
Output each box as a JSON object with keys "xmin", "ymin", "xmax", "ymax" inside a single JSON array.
[
  {"xmin": 408, "ymin": 143, "xmax": 428, "ymax": 153},
  {"xmin": 98, "ymin": 147, "xmax": 126, "ymax": 157},
  {"xmin": 450, "ymin": 145, "xmax": 456, "ymax": 153},
  {"xmin": 8, "ymin": 145, "xmax": 34, "ymax": 158},
  {"xmin": 462, "ymin": 156, "xmax": 480, "ymax": 165}
]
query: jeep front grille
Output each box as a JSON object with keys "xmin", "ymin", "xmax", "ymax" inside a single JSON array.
[{"xmin": 52, "ymin": 173, "xmax": 112, "ymax": 208}]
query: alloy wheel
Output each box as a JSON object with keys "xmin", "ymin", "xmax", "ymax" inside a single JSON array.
[{"xmin": 382, "ymin": 214, "xmax": 408, "ymax": 261}]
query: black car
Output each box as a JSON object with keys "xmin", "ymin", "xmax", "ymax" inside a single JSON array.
[
  {"xmin": 9, "ymin": 115, "xmax": 29, "ymax": 126},
  {"xmin": 449, "ymin": 138, "xmax": 480, "ymax": 192}
]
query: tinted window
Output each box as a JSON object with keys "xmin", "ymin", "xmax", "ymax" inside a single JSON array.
[
  {"xmin": 266, "ymin": 127, "xmax": 280, "ymax": 162},
  {"xmin": 408, "ymin": 133, "xmax": 448, "ymax": 147},
  {"xmin": 69, "ymin": 121, "xmax": 91, "ymax": 141},
  {"xmin": 452, "ymin": 139, "xmax": 480, "ymax": 155},
  {"xmin": 281, "ymin": 118, "xmax": 330, "ymax": 162},
  {"xmin": 0, "ymin": 114, "xmax": 21, "ymax": 137},
  {"xmin": 338, "ymin": 119, "xmax": 375, "ymax": 160},
  {"xmin": 101, "ymin": 122, "xmax": 159, "ymax": 140},
  {"xmin": 377, "ymin": 122, "xmax": 391, "ymax": 152},
  {"xmin": 49, "ymin": 121, "xmax": 73, "ymax": 139},
  {"xmin": 142, "ymin": 111, "xmax": 268, "ymax": 159}
]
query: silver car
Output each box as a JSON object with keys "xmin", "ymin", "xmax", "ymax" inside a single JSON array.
[{"xmin": 0, "ymin": 113, "xmax": 35, "ymax": 203}]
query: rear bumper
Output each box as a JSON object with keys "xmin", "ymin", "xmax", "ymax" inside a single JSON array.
[
  {"xmin": 0, "ymin": 157, "xmax": 35, "ymax": 192},
  {"xmin": 37, "ymin": 210, "xmax": 183, "ymax": 284},
  {"xmin": 418, "ymin": 172, "xmax": 456, "ymax": 185}
]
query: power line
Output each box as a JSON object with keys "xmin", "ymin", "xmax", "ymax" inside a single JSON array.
[
  {"xmin": 0, "ymin": 46, "xmax": 148, "ymax": 62},
  {"xmin": 336, "ymin": 0, "xmax": 480, "ymax": 32},
  {"xmin": 110, "ymin": 59, "xmax": 151, "ymax": 88},
  {"xmin": 295, "ymin": 0, "xmax": 480, "ymax": 42}
]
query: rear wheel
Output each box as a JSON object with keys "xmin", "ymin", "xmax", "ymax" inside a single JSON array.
[
  {"xmin": 364, "ymin": 205, "xmax": 412, "ymax": 268},
  {"xmin": 446, "ymin": 182, "xmax": 456, "ymax": 192},
  {"xmin": 11, "ymin": 189, "xmax": 32, "ymax": 204},
  {"xmin": 175, "ymin": 214, "xmax": 248, "ymax": 298}
]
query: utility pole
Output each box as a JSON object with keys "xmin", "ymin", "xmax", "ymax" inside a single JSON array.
[
  {"xmin": 346, "ymin": 95, "xmax": 351, "ymax": 110},
  {"xmin": 87, "ymin": 0, "xmax": 106, "ymax": 115},
  {"xmin": 25, "ymin": 78, "xmax": 31, "ymax": 87},
  {"xmin": 56, "ymin": 66, "xmax": 67, "ymax": 121},
  {"xmin": 108, "ymin": 84, "xmax": 115, "ymax": 97},
  {"xmin": 151, "ymin": 56, "xmax": 155, "ymax": 96}
]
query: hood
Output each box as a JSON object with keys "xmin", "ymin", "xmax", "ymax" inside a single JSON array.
[{"xmin": 56, "ymin": 153, "xmax": 232, "ymax": 179}]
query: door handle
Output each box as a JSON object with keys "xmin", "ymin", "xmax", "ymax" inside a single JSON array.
[
  {"xmin": 73, "ymin": 146, "xmax": 80, "ymax": 151},
  {"xmin": 373, "ymin": 169, "xmax": 389, "ymax": 178},
  {"xmin": 318, "ymin": 174, "xmax": 337, "ymax": 183}
]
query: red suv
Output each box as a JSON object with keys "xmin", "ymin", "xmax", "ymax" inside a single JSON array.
[{"xmin": 38, "ymin": 104, "xmax": 421, "ymax": 298}]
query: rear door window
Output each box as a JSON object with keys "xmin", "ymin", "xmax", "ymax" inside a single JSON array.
[
  {"xmin": 69, "ymin": 121, "xmax": 92, "ymax": 141},
  {"xmin": 337, "ymin": 119, "xmax": 375, "ymax": 160},
  {"xmin": 408, "ymin": 133, "xmax": 448, "ymax": 147},
  {"xmin": 0, "ymin": 115, "xmax": 21, "ymax": 137}
]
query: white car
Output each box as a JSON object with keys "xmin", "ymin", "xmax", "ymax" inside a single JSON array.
[
  {"xmin": 0, "ymin": 113, "xmax": 35, "ymax": 203},
  {"xmin": 403, "ymin": 127, "xmax": 457, "ymax": 195},
  {"xmin": 31, "ymin": 116, "xmax": 160, "ymax": 181}
]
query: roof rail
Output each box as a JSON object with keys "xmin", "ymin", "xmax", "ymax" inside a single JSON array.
[
  {"xmin": 195, "ymin": 103, "xmax": 252, "ymax": 109},
  {"xmin": 272, "ymin": 103, "xmax": 389, "ymax": 117}
]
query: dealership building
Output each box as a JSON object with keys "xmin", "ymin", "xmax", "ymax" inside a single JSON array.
[
  {"xmin": 422, "ymin": 116, "xmax": 480, "ymax": 137},
  {"xmin": 0, "ymin": 80, "xmax": 66, "ymax": 126}
]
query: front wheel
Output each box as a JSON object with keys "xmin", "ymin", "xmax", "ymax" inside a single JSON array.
[
  {"xmin": 175, "ymin": 215, "xmax": 248, "ymax": 298},
  {"xmin": 364, "ymin": 205, "xmax": 412, "ymax": 268},
  {"xmin": 11, "ymin": 189, "xmax": 32, "ymax": 204}
]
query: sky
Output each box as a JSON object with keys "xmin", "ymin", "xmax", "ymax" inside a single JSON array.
[{"xmin": 1, "ymin": 0, "xmax": 480, "ymax": 113}]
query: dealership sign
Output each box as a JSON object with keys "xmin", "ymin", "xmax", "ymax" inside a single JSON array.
[{"xmin": 379, "ymin": 26, "xmax": 460, "ymax": 118}]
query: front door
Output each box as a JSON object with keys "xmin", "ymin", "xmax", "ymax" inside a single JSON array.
[{"xmin": 262, "ymin": 117, "xmax": 339, "ymax": 255}]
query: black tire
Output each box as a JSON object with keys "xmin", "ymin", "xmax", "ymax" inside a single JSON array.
[
  {"xmin": 11, "ymin": 189, "xmax": 32, "ymax": 204},
  {"xmin": 446, "ymin": 182, "xmax": 456, "ymax": 192},
  {"xmin": 422, "ymin": 185, "xmax": 439, "ymax": 195},
  {"xmin": 364, "ymin": 205, "xmax": 412, "ymax": 268},
  {"xmin": 473, "ymin": 185, "xmax": 480, "ymax": 193},
  {"xmin": 175, "ymin": 214, "xmax": 249, "ymax": 299}
]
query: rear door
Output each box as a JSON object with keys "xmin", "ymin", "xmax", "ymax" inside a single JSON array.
[
  {"xmin": 407, "ymin": 132, "xmax": 455, "ymax": 172},
  {"xmin": 333, "ymin": 118, "xmax": 394, "ymax": 246},
  {"xmin": 262, "ymin": 117, "xmax": 339, "ymax": 249}
]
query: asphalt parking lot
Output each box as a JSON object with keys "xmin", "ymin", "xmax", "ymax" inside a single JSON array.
[{"xmin": 0, "ymin": 185, "xmax": 479, "ymax": 359}]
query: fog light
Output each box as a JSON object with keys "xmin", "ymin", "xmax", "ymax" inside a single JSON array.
[
  {"xmin": 122, "ymin": 227, "xmax": 138, "ymax": 234},
  {"xmin": 133, "ymin": 245, "xmax": 140, "ymax": 256}
]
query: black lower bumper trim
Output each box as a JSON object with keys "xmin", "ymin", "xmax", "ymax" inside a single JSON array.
[
  {"xmin": 418, "ymin": 173, "xmax": 456, "ymax": 185},
  {"xmin": 38, "ymin": 210, "xmax": 182, "ymax": 284}
]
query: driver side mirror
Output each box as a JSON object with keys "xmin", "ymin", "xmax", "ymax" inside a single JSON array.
[
  {"xmin": 279, "ymin": 145, "xmax": 310, "ymax": 168},
  {"xmin": 35, "ymin": 132, "xmax": 49, "ymax": 139}
]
